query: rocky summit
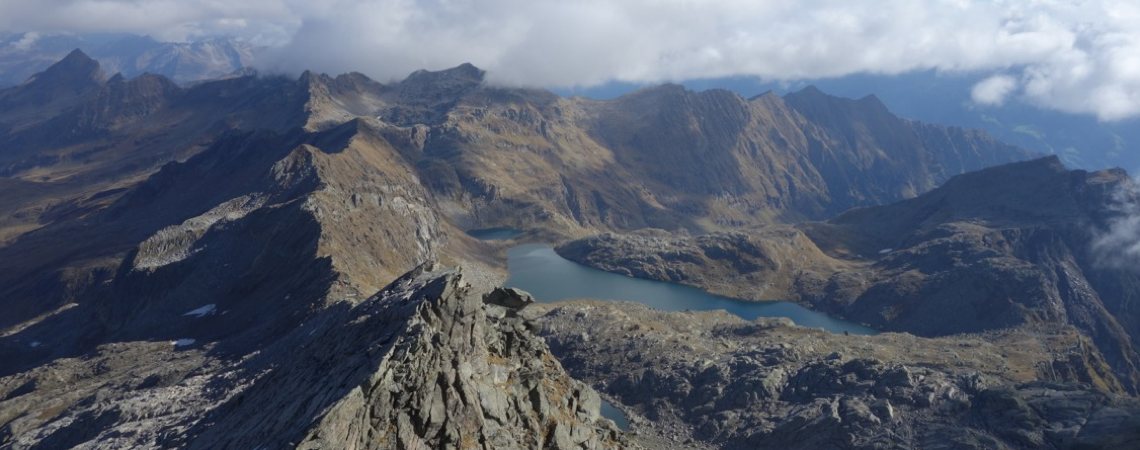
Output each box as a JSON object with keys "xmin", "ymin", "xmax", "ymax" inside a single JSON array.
[
  {"xmin": 1, "ymin": 264, "xmax": 632, "ymax": 449},
  {"xmin": 0, "ymin": 51, "xmax": 1134, "ymax": 449}
]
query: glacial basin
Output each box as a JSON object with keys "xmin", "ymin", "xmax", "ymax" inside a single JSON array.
[{"xmin": 506, "ymin": 243, "xmax": 877, "ymax": 336}]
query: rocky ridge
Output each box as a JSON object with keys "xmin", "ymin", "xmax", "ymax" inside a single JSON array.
[
  {"xmin": 527, "ymin": 301, "xmax": 1140, "ymax": 450},
  {"xmin": 1, "ymin": 265, "xmax": 633, "ymax": 449},
  {"xmin": 0, "ymin": 52, "xmax": 1032, "ymax": 248}
]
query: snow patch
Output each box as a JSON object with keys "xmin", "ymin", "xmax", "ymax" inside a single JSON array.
[
  {"xmin": 878, "ymin": 248, "xmax": 893, "ymax": 254},
  {"xmin": 28, "ymin": 340, "xmax": 41, "ymax": 348},
  {"xmin": 172, "ymin": 338, "xmax": 197, "ymax": 347},
  {"xmin": 183, "ymin": 304, "xmax": 217, "ymax": 318}
]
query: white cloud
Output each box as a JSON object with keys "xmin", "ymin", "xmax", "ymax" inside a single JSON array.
[
  {"xmin": 972, "ymin": 75, "xmax": 1019, "ymax": 106},
  {"xmin": 2, "ymin": 1, "xmax": 1140, "ymax": 120},
  {"xmin": 1092, "ymin": 180, "xmax": 1140, "ymax": 269},
  {"xmin": 9, "ymin": 31, "xmax": 41, "ymax": 51}
]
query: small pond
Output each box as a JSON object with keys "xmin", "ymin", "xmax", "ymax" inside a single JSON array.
[{"xmin": 599, "ymin": 399, "xmax": 630, "ymax": 431}]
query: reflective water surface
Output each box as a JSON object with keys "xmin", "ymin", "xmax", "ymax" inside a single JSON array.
[
  {"xmin": 506, "ymin": 243, "xmax": 877, "ymax": 335},
  {"xmin": 599, "ymin": 399, "xmax": 630, "ymax": 430}
]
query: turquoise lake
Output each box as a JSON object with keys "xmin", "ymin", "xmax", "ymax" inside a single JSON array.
[{"xmin": 505, "ymin": 243, "xmax": 877, "ymax": 336}]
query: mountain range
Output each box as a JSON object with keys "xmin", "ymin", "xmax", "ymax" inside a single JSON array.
[
  {"xmin": 0, "ymin": 33, "xmax": 252, "ymax": 87},
  {"xmin": 0, "ymin": 50, "xmax": 1135, "ymax": 449},
  {"xmin": 568, "ymin": 71, "xmax": 1140, "ymax": 176},
  {"xmin": 5, "ymin": 33, "xmax": 1136, "ymax": 176}
]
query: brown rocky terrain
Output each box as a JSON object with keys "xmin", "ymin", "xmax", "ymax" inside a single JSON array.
[
  {"xmin": 0, "ymin": 51, "xmax": 1099, "ymax": 449},
  {"xmin": 0, "ymin": 51, "xmax": 1033, "ymax": 355},
  {"xmin": 527, "ymin": 301, "xmax": 1140, "ymax": 450},
  {"xmin": 1, "ymin": 265, "xmax": 633, "ymax": 449},
  {"xmin": 0, "ymin": 51, "xmax": 1030, "ymax": 244},
  {"xmin": 408, "ymin": 81, "xmax": 1031, "ymax": 232},
  {"xmin": 558, "ymin": 157, "xmax": 1140, "ymax": 395},
  {"xmin": 556, "ymin": 227, "xmax": 854, "ymax": 302}
]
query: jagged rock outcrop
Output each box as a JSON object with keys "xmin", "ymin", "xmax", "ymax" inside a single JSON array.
[
  {"xmin": 528, "ymin": 301, "xmax": 1140, "ymax": 450},
  {"xmin": 196, "ymin": 265, "xmax": 630, "ymax": 450},
  {"xmin": 0, "ymin": 266, "xmax": 632, "ymax": 449}
]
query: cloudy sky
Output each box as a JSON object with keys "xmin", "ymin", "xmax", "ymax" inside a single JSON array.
[{"xmin": 2, "ymin": 0, "xmax": 1138, "ymax": 120}]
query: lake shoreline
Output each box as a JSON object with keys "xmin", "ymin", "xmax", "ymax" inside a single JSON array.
[{"xmin": 504, "ymin": 243, "xmax": 877, "ymax": 336}]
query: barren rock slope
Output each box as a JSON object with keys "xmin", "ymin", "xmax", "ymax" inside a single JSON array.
[{"xmin": 0, "ymin": 266, "xmax": 632, "ymax": 449}]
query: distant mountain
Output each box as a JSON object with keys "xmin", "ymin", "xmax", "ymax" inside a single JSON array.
[
  {"xmin": 0, "ymin": 53, "xmax": 1034, "ymax": 246},
  {"xmin": 565, "ymin": 71, "xmax": 1140, "ymax": 174},
  {"xmin": 0, "ymin": 32, "xmax": 253, "ymax": 86},
  {"xmin": 793, "ymin": 71, "xmax": 1140, "ymax": 174}
]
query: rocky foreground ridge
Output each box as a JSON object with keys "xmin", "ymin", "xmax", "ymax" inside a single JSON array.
[
  {"xmin": 528, "ymin": 302, "xmax": 1140, "ymax": 450},
  {"xmin": 0, "ymin": 265, "xmax": 632, "ymax": 449}
]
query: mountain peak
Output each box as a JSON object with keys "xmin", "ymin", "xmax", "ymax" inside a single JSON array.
[
  {"xmin": 795, "ymin": 85, "xmax": 825, "ymax": 96},
  {"xmin": 858, "ymin": 93, "xmax": 887, "ymax": 109},
  {"xmin": 784, "ymin": 85, "xmax": 880, "ymax": 109},
  {"xmin": 401, "ymin": 62, "xmax": 485, "ymax": 87},
  {"xmin": 386, "ymin": 63, "xmax": 486, "ymax": 121},
  {"xmin": 748, "ymin": 90, "xmax": 780, "ymax": 101},
  {"xmin": 60, "ymin": 49, "xmax": 96, "ymax": 65},
  {"xmin": 1027, "ymin": 153, "xmax": 1066, "ymax": 170},
  {"xmin": 26, "ymin": 48, "xmax": 105, "ymax": 87},
  {"xmin": 946, "ymin": 155, "xmax": 1067, "ymax": 183},
  {"xmin": 783, "ymin": 84, "xmax": 899, "ymax": 132}
]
